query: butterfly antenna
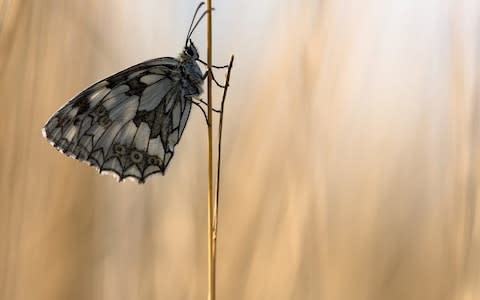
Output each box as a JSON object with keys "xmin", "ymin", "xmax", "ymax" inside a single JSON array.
[
  {"xmin": 186, "ymin": 8, "xmax": 213, "ymax": 43},
  {"xmin": 186, "ymin": 2, "xmax": 206, "ymax": 46}
]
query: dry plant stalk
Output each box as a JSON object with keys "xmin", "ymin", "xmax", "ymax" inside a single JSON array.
[
  {"xmin": 206, "ymin": 0, "xmax": 214, "ymax": 299},
  {"xmin": 207, "ymin": 2, "xmax": 235, "ymax": 299},
  {"xmin": 214, "ymin": 55, "xmax": 235, "ymax": 234}
]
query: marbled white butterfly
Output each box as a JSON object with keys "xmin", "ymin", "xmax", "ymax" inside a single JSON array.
[{"xmin": 42, "ymin": 3, "xmax": 215, "ymax": 183}]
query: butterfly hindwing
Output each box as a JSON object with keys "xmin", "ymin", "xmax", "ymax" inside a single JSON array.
[{"xmin": 43, "ymin": 57, "xmax": 195, "ymax": 183}]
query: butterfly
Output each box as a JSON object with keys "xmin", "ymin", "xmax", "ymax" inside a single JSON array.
[{"xmin": 42, "ymin": 3, "xmax": 215, "ymax": 183}]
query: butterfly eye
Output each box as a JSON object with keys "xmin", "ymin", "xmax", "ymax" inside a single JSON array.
[
  {"xmin": 186, "ymin": 47, "xmax": 194, "ymax": 56},
  {"xmin": 130, "ymin": 150, "xmax": 144, "ymax": 163}
]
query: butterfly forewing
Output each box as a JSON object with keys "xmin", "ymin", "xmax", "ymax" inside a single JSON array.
[{"xmin": 43, "ymin": 57, "xmax": 199, "ymax": 183}]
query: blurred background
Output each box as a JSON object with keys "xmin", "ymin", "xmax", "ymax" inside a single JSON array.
[{"xmin": 1, "ymin": 0, "xmax": 480, "ymax": 299}]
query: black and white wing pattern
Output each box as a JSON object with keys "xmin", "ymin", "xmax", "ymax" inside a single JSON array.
[{"xmin": 42, "ymin": 57, "xmax": 199, "ymax": 183}]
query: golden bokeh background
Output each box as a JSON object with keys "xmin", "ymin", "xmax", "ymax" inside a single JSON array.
[{"xmin": 1, "ymin": 0, "xmax": 480, "ymax": 299}]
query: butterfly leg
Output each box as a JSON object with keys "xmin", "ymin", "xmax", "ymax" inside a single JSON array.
[
  {"xmin": 197, "ymin": 59, "xmax": 230, "ymax": 88},
  {"xmin": 193, "ymin": 97, "xmax": 222, "ymax": 113},
  {"xmin": 192, "ymin": 100, "xmax": 222, "ymax": 125},
  {"xmin": 192, "ymin": 97, "xmax": 223, "ymax": 125},
  {"xmin": 197, "ymin": 58, "xmax": 229, "ymax": 69},
  {"xmin": 192, "ymin": 101, "xmax": 209, "ymax": 124},
  {"xmin": 202, "ymin": 70, "xmax": 227, "ymax": 89}
]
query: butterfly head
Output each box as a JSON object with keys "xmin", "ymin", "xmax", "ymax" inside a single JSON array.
[{"xmin": 182, "ymin": 39, "xmax": 199, "ymax": 61}]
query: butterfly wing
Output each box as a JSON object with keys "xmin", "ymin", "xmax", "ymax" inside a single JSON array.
[{"xmin": 43, "ymin": 57, "xmax": 195, "ymax": 183}]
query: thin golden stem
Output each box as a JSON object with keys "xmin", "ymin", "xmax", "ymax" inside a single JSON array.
[{"xmin": 206, "ymin": 0, "xmax": 214, "ymax": 300}]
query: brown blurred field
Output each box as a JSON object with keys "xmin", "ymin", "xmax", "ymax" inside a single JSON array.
[{"xmin": 1, "ymin": 0, "xmax": 480, "ymax": 299}]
